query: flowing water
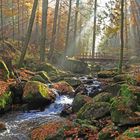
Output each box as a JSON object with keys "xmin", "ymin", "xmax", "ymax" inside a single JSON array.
[
  {"xmin": 0, "ymin": 95, "xmax": 73, "ymax": 140},
  {"xmin": 0, "ymin": 76, "xmax": 101, "ymax": 140}
]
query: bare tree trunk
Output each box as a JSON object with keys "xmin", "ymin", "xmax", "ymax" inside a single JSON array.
[
  {"xmin": 73, "ymin": 0, "xmax": 80, "ymax": 56},
  {"xmin": 18, "ymin": 0, "xmax": 38, "ymax": 67},
  {"xmin": 0, "ymin": 0, "xmax": 4, "ymax": 42},
  {"xmin": 56, "ymin": 3, "xmax": 61, "ymax": 48},
  {"xmin": 40, "ymin": 0, "xmax": 48, "ymax": 62},
  {"xmin": 118, "ymin": 0, "xmax": 124, "ymax": 74},
  {"xmin": 64, "ymin": 0, "xmax": 72, "ymax": 57},
  {"xmin": 12, "ymin": 0, "xmax": 15, "ymax": 42},
  {"xmin": 48, "ymin": 0, "xmax": 60, "ymax": 61},
  {"xmin": 92, "ymin": 0, "xmax": 97, "ymax": 59},
  {"xmin": 124, "ymin": 0, "xmax": 128, "ymax": 49},
  {"xmin": 17, "ymin": 0, "xmax": 20, "ymax": 47}
]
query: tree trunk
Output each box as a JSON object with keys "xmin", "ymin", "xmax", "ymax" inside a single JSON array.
[
  {"xmin": 118, "ymin": 0, "xmax": 124, "ymax": 74},
  {"xmin": 92, "ymin": 0, "xmax": 97, "ymax": 59},
  {"xmin": 64, "ymin": 0, "xmax": 72, "ymax": 57},
  {"xmin": 73, "ymin": 0, "xmax": 80, "ymax": 56},
  {"xmin": 0, "ymin": 0, "xmax": 4, "ymax": 42},
  {"xmin": 18, "ymin": 0, "xmax": 38, "ymax": 67},
  {"xmin": 40, "ymin": 0, "xmax": 48, "ymax": 62},
  {"xmin": 12, "ymin": 0, "xmax": 15, "ymax": 42},
  {"xmin": 48, "ymin": 0, "xmax": 60, "ymax": 61},
  {"xmin": 124, "ymin": 0, "xmax": 128, "ymax": 49}
]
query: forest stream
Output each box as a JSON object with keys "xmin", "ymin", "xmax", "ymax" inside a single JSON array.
[{"xmin": 0, "ymin": 76, "xmax": 101, "ymax": 140}]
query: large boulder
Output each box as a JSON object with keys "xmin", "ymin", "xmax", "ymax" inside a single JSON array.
[
  {"xmin": 93, "ymin": 92, "xmax": 113, "ymax": 103},
  {"xmin": 23, "ymin": 81, "xmax": 56, "ymax": 110},
  {"xmin": 110, "ymin": 84, "xmax": 140, "ymax": 126},
  {"xmin": 53, "ymin": 81, "xmax": 75, "ymax": 96},
  {"xmin": 72, "ymin": 94, "xmax": 92, "ymax": 113},
  {"xmin": 0, "ymin": 91, "xmax": 12, "ymax": 114},
  {"xmin": 36, "ymin": 71, "xmax": 51, "ymax": 83},
  {"xmin": 9, "ymin": 82, "xmax": 25, "ymax": 104},
  {"xmin": 64, "ymin": 77, "xmax": 81, "ymax": 87},
  {"xmin": 104, "ymin": 83, "xmax": 121, "ymax": 96},
  {"xmin": 127, "ymin": 85, "xmax": 140, "ymax": 105},
  {"xmin": 63, "ymin": 58, "xmax": 89, "ymax": 74},
  {"xmin": 36, "ymin": 63, "xmax": 58, "ymax": 77},
  {"xmin": 30, "ymin": 75, "xmax": 47, "ymax": 84},
  {"xmin": 113, "ymin": 74, "xmax": 128, "ymax": 83},
  {"xmin": 98, "ymin": 70, "xmax": 116, "ymax": 78},
  {"xmin": 77, "ymin": 102, "xmax": 110, "ymax": 120},
  {"xmin": 0, "ymin": 60, "xmax": 9, "ymax": 81}
]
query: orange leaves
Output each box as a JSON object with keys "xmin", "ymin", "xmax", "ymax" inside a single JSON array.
[
  {"xmin": 31, "ymin": 121, "xmax": 62, "ymax": 140},
  {"xmin": 53, "ymin": 81, "xmax": 74, "ymax": 94}
]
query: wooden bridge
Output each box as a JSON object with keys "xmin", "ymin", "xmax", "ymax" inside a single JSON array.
[{"xmin": 75, "ymin": 52, "xmax": 129, "ymax": 62}]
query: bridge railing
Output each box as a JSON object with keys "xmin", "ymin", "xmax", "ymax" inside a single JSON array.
[{"xmin": 75, "ymin": 52, "xmax": 128, "ymax": 60}]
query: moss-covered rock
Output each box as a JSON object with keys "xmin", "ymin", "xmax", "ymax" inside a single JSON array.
[
  {"xmin": 127, "ymin": 85, "xmax": 140, "ymax": 105},
  {"xmin": 105, "ymin": 83, "xmax": 121, "ymax": 96},
  {"xmin": 110, "ymin": 84, "xmax": 140, "ymax": 126},
  {"xmin": 0, "ymin": 91, "xmax": 12, "ymax": 114},
  {"xmin": 98, "ymin": 124, "xmax": 119, "ymax": 140},
  {"xmin": 93, "ymin": 92, "xmax": 113, "ymax": 103},
  {"xmin": 113, "ymin": 74, "xmax": 128, "ymax": 83},
  {"xmin": 98, "ymin": 70, "xmax": 116, "ymax": 78},
  {"xmin": 64, "ymin": 77, "xmax": 81, "ymax": 87},
  {"xmin": 72, "ymin": 94, "xmax": 92, "ymax": 113},
  {"xmin": 63, "ymin": 58, "xmax": 89, "ymax": 74},
  {"xmin": 30, "ymin": 75, "xmax": 47, "ymax": 84},
  {"xmin": 77, "ymin": 102, "xmax": 110, "ymax": 120},
  {"xmin": 36, "ymin": 63, "xmax": 58, "ymax": 77},
  {"xmin": 53, "ymin": 81, "xmax": 75, "ymax": 96},
  {"xmin": 23, "ymin": 81, "xmax": 55, "ymax": 110},
  {"xmin": 36, "ymin": 71, "xmax": 51, "ymax": 83},
  {"xmin": 116, "ymin": 126, "xmax": 140, "ymax": 140},
  {"xmin": 0, "ymin": 60, "xmax": 10, "ymax": 81}
]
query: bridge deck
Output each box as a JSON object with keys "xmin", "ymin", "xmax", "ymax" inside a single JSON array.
[{"xmin": 76, "ymin": 53, "xmax": 128, "ymax": 62}]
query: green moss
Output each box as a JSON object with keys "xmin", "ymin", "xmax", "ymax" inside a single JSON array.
[
  {"xmin": 77, "ymin": 102, "xmax": 110, "ymax": 120},
  {"xmin": 37, "ymin": 63, "xmax": 58, "ymax": 76},
  {"xmin": 37, "ymin": 71, "xmax": 51, "ymax": 83},
  {"xmin": 38, "ymin": 83, "xmax": 50, "ymax": 98},
  {"xmin": 93, "ymin": 92, "xmax": 113, "ymax": 103},
  {"xmin": 77, "ymin": 102, "xmax": 93, "ymax": 119},
  {"xmin": 0, "ymin": 91, "xmax": 12, "ymax": 108},
  {"xmin": 64, "ymin": 77, "xmax": 81, "ymax": 87},
  {"xmin": 0, "ymin": 60, "xmax": 10, "ymax": 80},
  {"xmin": 72, "ymin": 94, "xmax": 92, "ymax": 112},
  {"xmin": 30, "ymin": 75, "xmax": 46, "ymax": 84},
  {"xmin": 99, "ymin": 131, "xmax": 113, "ymax": 140},
  {"xmin": 111, "ymin": 84, "xmax": 134, "ymax": 109},
  {"xmin": 118, "ymin": 126, "xmax": 140, "ymax": 139},
  {"xmin": 126, "ymin": 75, "xmax": 137, "ymax": 85},
  {"xmin": 124, "ymin": 127, "xmax": 140, "ymax": 138},
  {"xmin": 24, "ymin": 81, "xmax": 51, "ymax": 99}
]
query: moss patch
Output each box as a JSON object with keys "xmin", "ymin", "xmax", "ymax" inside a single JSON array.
[
  {"xmin": 72, "ymin": 94, "xmax": 92, "ymax": 112},
  {"xmin": 23, "ymin": 81, "xmax": 54, "ymax": 100},
  {"xmin": 77, "ymin": 102, "xmax": 110, "ymax": 120},
  {"xmin": 0, "ymin": 60, "xmax": 10, "ymax": 80},
  {"xmin": 0, "ymin": 91, "xmax": 12, "ymax": 109}
]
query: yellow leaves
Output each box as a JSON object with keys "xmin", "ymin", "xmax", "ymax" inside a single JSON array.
[
  {"xmin": 105, "ymin": 25, "xmax": 120, "ymax": 36},
  {"xmin": 3, "ymin": 8, "xmax": 17, "ymax": 17}
]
